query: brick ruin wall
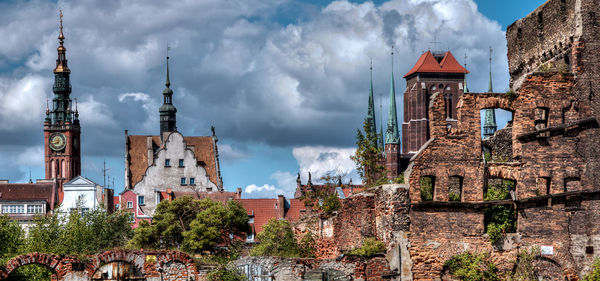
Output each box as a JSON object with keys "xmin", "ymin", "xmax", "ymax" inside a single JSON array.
[{"xmin": 402, "ymin": 0, "xmax": 600, "ymax": 278}]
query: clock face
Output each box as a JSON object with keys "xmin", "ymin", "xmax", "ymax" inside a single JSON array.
[{"xmin": 49, "ymin": 133, "xmax": 66, "ymax": 151}]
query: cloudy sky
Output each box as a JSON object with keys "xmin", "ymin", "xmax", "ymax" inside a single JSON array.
[{"xmin": 0, "ymin": 0, "xmax": 546, "ymax": 198}]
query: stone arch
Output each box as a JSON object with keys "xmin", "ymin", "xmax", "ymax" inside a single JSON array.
[
  {"xmin": 86, "ymin": 250, "xmax": 146, "ymax": 277},
  {"xmin": 3, "ymin": 252, "xmax": 64, "ymax": 279},
  {"xmin": 476, "ymin": 95, "xmax": 514, "ymax": 112},
  {"xmin": 156, "ymin": 251, "xmax": 199, "ymax": 278}
]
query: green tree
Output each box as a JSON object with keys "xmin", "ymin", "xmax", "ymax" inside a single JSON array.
[
  {"xmin": 484, "ymin": 180, "xmax": 516, "ymax": 243},
  {"xmin": 0, "ymin": 215, "xmax": 23, "ymax": 262},
  {"xmin": 129, "ymin": 197, "xmax": 249, "ymax": 253},
  {"xmin": 250, "ymin": 219, "xmax": 299, "ymax": 257},
  {"xmin": 351, "ymin": 119, "xmax": 387, "ymax": 186},
  {"xmin": 298, "ymin": 232, "xmax": 316, "ymax": 258},
  {"xmin": 206, "ymin": 265, "xmax": 246, "ymax": 281}
]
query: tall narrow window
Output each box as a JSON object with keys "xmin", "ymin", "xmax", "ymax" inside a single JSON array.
[
  {"xmin": 535, "ymin": 107, "xmax": 549, "ymax": 137},
  {"xmin": 180, "ymin": 178, "xmax": 186, "ymax": 185},
  {"xmin": 190, "ymin": 178, "xmax": 195, "ymax": 185},
  {"xmin": 179, "ymin": 159, "xmax": 184, "ymax": 167},
  {"xmin": 165, "ymin": 159, "xmax": 171, "ymax": 167},
  {"xmin": 420, "ymin": 176, "xmax": 435, "ymax": 201},
  {"xmin": 448, "ymin": 176, "xmax": 463, "ymax": 201}
]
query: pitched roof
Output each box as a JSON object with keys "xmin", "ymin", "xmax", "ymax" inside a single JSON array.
[
  {"xmin": 171, "ymin": 191, "xmax": 240, "ymax": 203},
  {"xmin": 235, "ymin": 199, "xmax": 281, "ymax": 234},
  {"xmin": 285, "ymin": 199, "xmax": 306, "ymax": 222},
  {"xmin": 0, "ymin": 183, "xmax": 56, "ymax": 210},
  {"xmin": 126, "ymin": 134, "xmax": 218, "ymax": 187},
  {"xmin": 403, "ymin": 51, "xmax": 469, "ymax": 78}
]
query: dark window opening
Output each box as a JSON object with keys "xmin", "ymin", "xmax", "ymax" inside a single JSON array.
[
  {"xmin": 420, "ymin": 176, "xmax": 435, "ymax": 201},
  {"xmin": 564, "ymin": 177, "xmax": 581, "ymax": 192},
  {"xmin": 164, "ymin": 159, "xmax": 171, "ymax": 167},
  {"xmin": 537, "ymin": 177, "xmax": 551, "ymax": 195},
  {"xmin": 448, "ymin": 176, "xmax": 462, "ymax": 201},
  {"xmin": 535, "ymin": 107, "xmax": 549, "ymax": 137},
  {"xmin": 178, "ymin": 159, "xmax": 184, "ymax": 167},
  {"xmin": 481, "ymin": 109, "xmax": 514, "ymax": 162},
  {"xmin": 484, "ymin": 179, "xmax": 517, "ymax": 242}
]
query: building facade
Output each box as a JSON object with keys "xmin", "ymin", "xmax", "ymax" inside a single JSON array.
[
  {"xmin": 0, "ymin": 180, "xmax": 58, "ymax": 229},
  {"xmin": 124, "ymin": 56, "xmax": 224, "ymax": 217}
]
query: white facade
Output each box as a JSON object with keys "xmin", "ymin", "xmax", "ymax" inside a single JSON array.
[
  {"xmin": 132, "ymin": 131, "xmax": 218, "ymax": 216},
  {"xmin": 61, "ymin": 176, "xmax": 101, "ymax": 215}
]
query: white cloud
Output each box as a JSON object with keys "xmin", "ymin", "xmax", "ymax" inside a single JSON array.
[
  {"xmin": 16, "ymin": 146, "xmax": 43, "ymax": 166},
  {"xmin": 118, "ymin": 92, "xmax": 159, "ymax": 131},
  {"xmin": 77, "ymin": 95, "xmax": 117, "ymax": 127},
  {"xmin": 0, "ymin": 75, "xmax": 49, "ymax": 131},
  {"xmin": 218, "ymin": 144, "xmax": 247, "ymax": 162},
  {"xmin": 293, "ymin": 146, "xmax": 358, "ymax": 183}
]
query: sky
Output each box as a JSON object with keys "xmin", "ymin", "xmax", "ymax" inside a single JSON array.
[{"xmin": 0, "ymin": 0, "xmax": 546, "ymax": 198}]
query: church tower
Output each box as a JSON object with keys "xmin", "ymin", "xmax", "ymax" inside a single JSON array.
[
  {"xmin": 483, "ymin": 47, "xmax": 497, "ymax": 138},
  {"xmin": 159, "ymin": 55, "xmax": 177, "ymax": 138},
  {"xmin": 44, "ymin": 11, "xmax": 81, "ymax": 203},
  {"xmin": 385, "ymin": 48, "xmax": 400, "ymax": 179}
]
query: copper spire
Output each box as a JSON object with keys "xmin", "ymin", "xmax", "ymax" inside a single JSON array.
[{"xmin": 54, "ymin": 9, "xmax": 70, "ymax": 74}]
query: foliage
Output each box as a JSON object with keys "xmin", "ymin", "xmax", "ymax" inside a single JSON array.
[
  {"xmin": 484, "ymin": 180, "xmax": 516, "ymax": 243},
  {"xmin": 1, "ymin": 208, "xmax": 132, "ymax": 280},
  {"xmin": 420, "ymin": 176, "xmax": 434, "ymax": 201},
  {"xmin": 250, "ymin": 219, "xmax": 299, "ymax": 258},
  {"xmin": 351, "ymin": 118, "xmax": 387, "ymax": 186},
  {"xmin": 299, "ymin": 173, "xmax": 342, "ymax": 214},
  {"xmin": 510, "ymin": 246, "xmax": 538, "ymax": 281},
  {"xmin": 443, "ymin": 252, "xmax": 500, "ymax": 281},
  {"xmin": 128, "ymin": 197, "xmax": 249, "ymax": 253},
  {"xmin": 206, "ymin": 265, "xmax": 246, "ymax": 281},
  {"xmin": 505, "ymin": 90, "xmax": 516, "ymax": 101},
  {"xmin": 583, "ymin": 258, "xmax": 600, "ymax": 281},
  {"xmin": 321, "ymin": 193, "xmax": 342, "ymax": 214},
  {"xmin": 449, "ymin": 192, "xmax": 461, "ymax": 202},
  {"xmin": 393, "ymin": 174, "xmax": 404, "ymax": 184},
  {"xmin": 484, "ymin": 151, "xmax": 492, "ymax": 162},
  {"xmin": 298, "ymin": 232, "xmax": 317, "ymax": 258},
  {"xmin": 349, "ymin": 237, "xmax": 385, "ymax": 256}
]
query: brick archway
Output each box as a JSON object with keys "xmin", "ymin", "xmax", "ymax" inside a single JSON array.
[
  {"xmin": 156, "ymin": 251, "xmax": 199, "ymax": 278},
  {"xmin": 85, "ymin": 250, "xmax": 146, "ymax": 278},
  {"xmin": 2, "ymin": 252, "xmax": 65, "ymax": 279}
]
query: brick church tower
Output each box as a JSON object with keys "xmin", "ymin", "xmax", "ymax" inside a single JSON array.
[
  {"xmin": 44, "ymin": 11, "xmax": 80, "ymax": 203},
  {"xmin": 401, "ymin": 51, "xmax": 468, "ymax": 157},
  {"xmin": 385, "ymin": 49, "xmax": 400, "ymax": 179}
]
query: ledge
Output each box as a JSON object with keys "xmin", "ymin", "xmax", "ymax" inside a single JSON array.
[{"xmin": 516, "ymin": 117, "xmax": 597, "ymax": 142}]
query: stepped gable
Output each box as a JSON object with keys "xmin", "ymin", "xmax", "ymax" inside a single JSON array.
[
  {"xmin": 403, "ymin": 51, "xmax": 469, "ymax": 78},
  {"xmin": 126, "ymin": 135, "xmax": 217, "ymax": 187}
]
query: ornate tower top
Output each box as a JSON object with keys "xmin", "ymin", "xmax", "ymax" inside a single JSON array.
[
  {"xmin": 159, "ymin": 53, "xmax": 177, "ymax": 136},
  {"xmin": 386, "ymin": 46, "xmax": 400, "ymax": 144},
  {"xmin": 54, "ymin": 10, "xmax": 70, "ymax": 74}
]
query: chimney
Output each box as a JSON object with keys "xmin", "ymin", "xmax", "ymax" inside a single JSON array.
[
  {"xmin": 146, "ymin": 137, "xmax": 154, "ymax": 166},
  {"xmin": 277, "ymin": 195, "xmax": 286, "ymax": 219},
  {"xmin": 236, "ymin": 187, "xmax": 242, "ymax": 199}
]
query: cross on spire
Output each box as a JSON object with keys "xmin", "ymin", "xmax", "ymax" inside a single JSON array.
[{"xmin": 429, "ymin": 34, "xmax": 441, "ymax": 52}]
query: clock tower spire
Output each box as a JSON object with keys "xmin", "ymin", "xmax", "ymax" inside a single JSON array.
[{"xmin": 44, "ymin": 10, "xmax": 81, "ymax": 203}]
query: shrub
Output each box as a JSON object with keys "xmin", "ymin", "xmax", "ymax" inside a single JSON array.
[
  {"xmin": 299, "ymin": 232, "xmax": 316, "ymax": 258},
  {"xmin": 444, "ymin": 252, "xmax": 499, "ymax": 281},
  {"xmin": 449, "ymin": 192, "xmax": 461, "ymax": 202},
  {"xmin": 420, "ymin": 177, "xmax": 434, "ymax": 201},
  {"xmin": 393, "ymin": 174, "xmax": 405, "ymax": 184},
  {"xmin": 350, "ymin": 237, "xmax": 385, "ymax": 256},
  {"xmin": 250, "ymin": 219, "xmax": 299, "ymax": 257},
  {"xmin": 583, "ymin": 258, "xmax": 600, "ymax": 281},
  {"xmin": 206, "ymin": 265, "xmax": 246, "ymax": 281},
  {"xmin": 510, "ymin": 246, "xmax": 538, "ymax": 281}
]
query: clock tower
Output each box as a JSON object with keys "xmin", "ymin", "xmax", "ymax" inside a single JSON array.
[{"xmin": 44, "ymin": 11, "xmax": 81, "ymax": 203}]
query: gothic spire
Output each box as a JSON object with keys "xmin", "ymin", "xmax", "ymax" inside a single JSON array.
[
  {"xmin": 385, "ymin": 46, "xmax": 400, "ymax": 144},
  {"xmin": 483, "ymin": 46, "xmax": 497, "ymax": 138},
  {"xmin": 159, "ymin": 53, "xmax": 177, "ymax": 135},
  {"xmin": 51, "ymin": 10, "xmax": 72, "ymax": 124},
  {"xmin": 366, "ymin": 58, "xmax": 377, "ymax": 146},
  {"xmin": 464, "ymin": 53, "xmax": 469, "ymax": 93}
]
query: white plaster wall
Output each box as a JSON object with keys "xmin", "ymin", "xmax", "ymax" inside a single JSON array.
[
  {"xmin": 60, "ymin": 177, "xmax": 98, "ymax": 213},
  {"xmin": 133, "ymin": 132, "xmax": 218, "ymax": 216}
]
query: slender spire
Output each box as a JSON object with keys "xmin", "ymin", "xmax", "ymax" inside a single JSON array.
[
  {"xmin": 366, "ymin": 58, "xmax": 377, "ymax": 147},
  {"xmin": 379, "ymin": 94, "xmax": 384, "ymax": 150},
  {"xmin": 488, "ymin": 46, "xmax": 493, "ymax": 93},
  {"xmin": 159, "ymin": 49, "xmax": 177, "ymax": 135},
  {"xmin": 385, "ymin": 46, "xmax": 400, "ymax": 144},
  {"xmin": 483, "ymin": 46, "xmax": 497, "ymax": 137},
  {"xmin": 54, "ymin": 9, "xmax": 69, "ymax": 74},
  {"xmin": 464, "ymin": 53, "xmax": 469, "ymax": 93}
]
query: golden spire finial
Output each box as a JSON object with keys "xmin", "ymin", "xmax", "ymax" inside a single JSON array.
[{"xmin": 58, "ymin": 9, "xmax": 64, "ymax": 43}]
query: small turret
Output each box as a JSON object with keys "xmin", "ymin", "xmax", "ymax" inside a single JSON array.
[{"xmin": 159, "ymin": 54, "xmax": 177, "ymax": 136}]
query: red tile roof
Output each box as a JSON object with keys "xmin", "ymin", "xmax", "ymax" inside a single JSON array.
[
  {"xmin": 171, "ymin": 191, "xmax": 240, "ymax": 203},
  {"xmin": 235, "ymin": 199, "xmax": 281, "ymax": 235},
  {"xmin": 0, "ymin": 183, "xmax": 57, "ymax": 211},
  {"xmin": 285, "ymin": 199, "xmax": 306, "ymax": 222},
  {"xmin": 403, "ymin": 51, "xmax": 469, "ymax": 78}
]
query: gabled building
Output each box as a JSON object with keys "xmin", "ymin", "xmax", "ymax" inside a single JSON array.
[
  {"xmin": 0, "ymin": 180, "xmax": 58, "ymax": 229},
  {"xmin": 124, "ymin": 56, "xmax": 224, "ymax": 217},
  {"xmin": 61, "ymin": 175, "xmax": 113, "ymax": 215}
]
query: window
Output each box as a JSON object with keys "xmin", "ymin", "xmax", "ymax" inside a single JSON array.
[
  {"xmin": 535, "ymin": 107, "xmax": 549, "ymax": 137},
  {"xmin": 179, "ymin": 159, "xmax": 184, "ymax": 167},
  {"xmin": 27, "ymin": 204, "xmax": 44, "ymax": 214},
  {"xmin": 181, "ymin": 178, "xmax": 186, "ymax": 185},
  {"xmin": 248, "ymin": 217, "xmax": 254, "ymax": 223},
  {"xmin": 2, "ymin": 205, "xmax": 24, "ymax": 214},
  {"xmin": 448, "ymin": 176, "xmax": 463, "ymax": 201},
  {"xmin": 246, "ymin": 233, "xmax": 255, "ymax": 242},
  {"xmin": 190, "ymin": 178, "xmax": 195, "ymax": 185},
  {"xmin": 127, "ymin": 201, "xmax": 133, "ymax": 209},
  {"xmin": 138, "ymin": 196, "xmax": 145, "ymax": 205},
  {"xmin": 81, "ymin": 208, "xmax": 90, "ymax": 217},
  {"xmin": 115, "ymin": 203, "xmax": 120, "ymax": 209},
  {"xmin": 419, "ymin": 176, "xmax": 435, "ymax": 201},
  {"xmin": 164, "ymin": 159, "xmax": 171, "ymax": 167},
  {"xmin": 128, "ymin": 213, "xmax": 135, "ymax": 223}
]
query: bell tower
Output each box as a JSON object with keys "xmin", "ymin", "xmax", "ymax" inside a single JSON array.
[{"xmin": 44, "ymin": 10, "xmax": 81, "ymax": 203}]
